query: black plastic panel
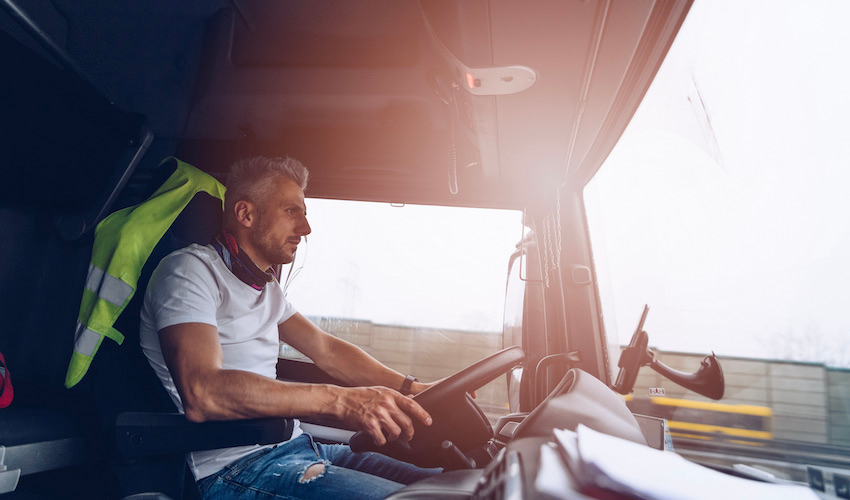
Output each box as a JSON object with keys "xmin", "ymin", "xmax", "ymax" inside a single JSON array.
[{"xmin": 0, "ymin": 26, "xmax": 141, "ymax": 212}]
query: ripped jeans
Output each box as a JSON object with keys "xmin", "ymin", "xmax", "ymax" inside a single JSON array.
[{"xmin": 196, "ymin": 434, "xmax": 441, "ymax": 500}]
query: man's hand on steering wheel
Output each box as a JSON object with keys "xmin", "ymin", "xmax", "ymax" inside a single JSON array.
[
  {"xmin": 334, "ymin": 386, "xmax": 433, "ymax": 445},
  {"xmin": 349, "ymin": 346, "xmax": 524, "ymax": 469}
]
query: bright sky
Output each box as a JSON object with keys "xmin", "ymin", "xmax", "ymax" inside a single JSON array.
[
  {"xmin": 284, "ymin": 201, "xmax": 522, "ymax": 333},
  {"xmin": 585, "ymin": 0, "xmax": 850, "ymax": 366}
]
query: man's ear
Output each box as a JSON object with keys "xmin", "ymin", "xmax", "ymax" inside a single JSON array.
[{"xmin": 233, "ymin": 200, "xmax": 256, "ymax": 228}]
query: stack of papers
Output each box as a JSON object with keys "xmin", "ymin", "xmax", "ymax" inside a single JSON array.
[{"xmin": 538, "ymin": 424, "xmax": 819, "ymax": 500}]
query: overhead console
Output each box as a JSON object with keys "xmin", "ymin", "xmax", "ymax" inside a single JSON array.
[
  {"xmin": 181, "ymin": 3, "xmax": 458, "ymax": 205},
  {"xmin": 179, "ymin": 0, "xmax": 690, "ymax": 209},
  {"xmin": 178, "ymin": 1, "xmax": 527, "ymax": 207}
]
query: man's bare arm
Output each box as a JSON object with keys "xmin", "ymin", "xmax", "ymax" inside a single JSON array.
[
  {"xmin": 278, "ymin": 313, "xmax": 430, "ymax": 394},
  {"xmin": 159, "ymin": 322, "xmax": 431, "ymax": 444}
]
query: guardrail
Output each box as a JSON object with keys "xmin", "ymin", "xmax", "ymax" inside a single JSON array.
[{"xmin": 673, "ymin": 433, "xmax": 850, "ymax": 473}]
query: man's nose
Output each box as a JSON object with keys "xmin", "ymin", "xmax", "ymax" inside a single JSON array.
[{"xmin": 298, "ymin": 217, "xmax": 311, "ymax": 236}]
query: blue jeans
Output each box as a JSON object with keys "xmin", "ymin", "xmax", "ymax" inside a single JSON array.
[{"xmin": 196, "ymin": 434, "xmax": 441, "ymax": 499}]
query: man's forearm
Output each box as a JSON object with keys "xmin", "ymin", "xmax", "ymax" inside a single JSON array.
[
  {"xmin": 181, "ymin": 368, "xmax": 346, "ymax": 422},
  {"xmin": 279, "ymin": 313, "xmax": 414, "ymax": 392},
  {"xmin": 162, "ymin": 321, "xmax": 431, "ymax": 445},
  {"xmin": 184, "ymin": 366, "xmax": 431, "ymax": 445},
  {"xmin": 316, "ymin": 338, "xmax": 411, "ymax": 392}
]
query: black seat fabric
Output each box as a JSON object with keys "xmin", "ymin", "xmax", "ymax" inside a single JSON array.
[{"xmin": 88, "ymin": 171, "xmax": 224, "ymax": 499}]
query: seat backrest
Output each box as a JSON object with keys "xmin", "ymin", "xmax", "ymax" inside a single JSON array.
[{"xmin": 88, "ymin": 163, "xmax": 224, "ymax": 500}]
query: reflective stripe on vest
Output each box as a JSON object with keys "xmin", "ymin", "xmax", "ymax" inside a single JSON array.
[
  {"xmin": 73, "ymin": 323, "xmax": 104, "ymax": 357},
  {"xmin": 85, "ymin": 263, "xmax": 133, "ymax": 308}
]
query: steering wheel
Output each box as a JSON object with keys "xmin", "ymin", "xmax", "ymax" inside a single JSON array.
[{"xmin": 349, "ymin": 346, "xmax": 525, "ymax": 469}]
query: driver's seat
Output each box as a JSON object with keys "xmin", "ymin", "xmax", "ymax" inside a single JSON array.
[{"xmin": 85, "ymin": 158, "xmax": 293, "ymax": 499}]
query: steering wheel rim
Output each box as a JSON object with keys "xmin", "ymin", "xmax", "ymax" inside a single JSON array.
[
  {"xmin": 349, "ymin": 346, "xmax": 525, "ymax": 468},
  {"xmin": 413, "ymin": 345, "xmax": 525, "ymax": 408}
]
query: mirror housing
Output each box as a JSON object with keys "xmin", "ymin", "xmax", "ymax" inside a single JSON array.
[{"xmin": 649, "ymin": 353, "xmax": 724, "ymax": 400}]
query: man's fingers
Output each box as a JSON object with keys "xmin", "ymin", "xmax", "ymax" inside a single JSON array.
[
  {"xmin": 382, "ymin": 412, "xmax": 404, "ymax": 442},
  {"xmin": 365, "ymin": 420, "xmax": 387, "ymax": 446},
  {"xmin": 387, "ymin": 403, "xmax": 416, "ymax": 441},
  {"xmin": 395, "ymin": 393, "xmax": 432, "ymax": 427},
  {"xmin": 343, "ymin": 387, "xmax": 434, "ymax": 445}
]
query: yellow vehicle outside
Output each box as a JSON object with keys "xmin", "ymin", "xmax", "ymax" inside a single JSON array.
[{"xmin": 625, "ymin": 395, "xmax": 773, "ymax": 443}]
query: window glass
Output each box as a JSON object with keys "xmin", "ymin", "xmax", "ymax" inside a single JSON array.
[
  {"xmin": 281, "ymin": 199, "xmax": 522, "ymax": 423},
  {"xmin": 585, "ymin": 0, "xmax": 850, "ymax": 475}
]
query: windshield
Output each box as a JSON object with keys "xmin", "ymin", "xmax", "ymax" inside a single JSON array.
[
  {"xmin": 585, "ymin": 0, "xmax": 850, "ymax": 486},
  {"xmin": 281, "ymin": 199, "xmax": 523, "ymax": 423}
]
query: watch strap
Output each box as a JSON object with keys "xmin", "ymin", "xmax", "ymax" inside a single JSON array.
[{"xmin": 400, "ymin": 374, "xmax": 418, "ymax": 395}]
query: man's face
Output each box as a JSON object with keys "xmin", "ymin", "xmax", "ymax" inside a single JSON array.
[{"xmin": 249, "ymin": 177, "xmax": 311, "ymax": 267}]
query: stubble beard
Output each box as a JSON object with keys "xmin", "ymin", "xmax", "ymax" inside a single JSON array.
[{"xmin": 251, "ymin": 218, "xmax": 295, "ymax": 267}]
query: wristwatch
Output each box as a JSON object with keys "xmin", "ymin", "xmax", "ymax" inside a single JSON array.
[{"xmin": 400, "ymin": 374, "xmax": 418, "ymax": 395}]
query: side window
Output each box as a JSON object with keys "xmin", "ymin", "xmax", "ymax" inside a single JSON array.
[
  {"xmin": 585, "ymin": 0, "xmax": 850, "ymax": 465},
  {"xmin": 281, "ymin": 199, "xmax": 522, "ymax": 424}
]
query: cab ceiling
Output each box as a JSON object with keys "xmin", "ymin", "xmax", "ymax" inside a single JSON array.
[{"xmin": 3, "ymin": 0, "xmax": 691, "ymax": 209}]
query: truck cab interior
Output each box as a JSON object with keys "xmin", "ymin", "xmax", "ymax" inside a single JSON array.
[{"xmin": 2, "ymin": 1, "xmax": 848, "ymax": 499}]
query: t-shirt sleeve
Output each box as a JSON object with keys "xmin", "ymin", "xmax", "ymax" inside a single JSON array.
[
  {"xmin": 145, "ymin": 251, "xmax": 221, "ymax": 331},
  {"xmin": 278, "ymin": 293, "xmax": 298, "ymax": 325}
]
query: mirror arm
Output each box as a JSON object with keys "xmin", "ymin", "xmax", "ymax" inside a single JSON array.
[{"xmin": 648, "ymin": 353, "xmax": 725, "ymax": 400}]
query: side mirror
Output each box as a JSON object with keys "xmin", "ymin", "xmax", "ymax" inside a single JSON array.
[
  {"xmin": 648, "ymin": 353, "xmax": 724, "ymax": 400},
  {"xmin": 612, "ymin": 305, "xmax": 725, "ymax": 400}
]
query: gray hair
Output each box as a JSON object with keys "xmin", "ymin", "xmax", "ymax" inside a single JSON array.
[{"xmin": 225, "ymin": 156, "xmax": 309, "ymax": 211}]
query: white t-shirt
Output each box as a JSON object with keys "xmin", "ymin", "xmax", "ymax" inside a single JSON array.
[{"xmin": 140, "ymin": 243, "xmax": 302, "ymax": 480}]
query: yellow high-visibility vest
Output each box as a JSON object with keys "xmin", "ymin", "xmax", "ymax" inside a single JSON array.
[{"xmin": 65, "ymin": 158, "xmax": 226, "ymax": 388}]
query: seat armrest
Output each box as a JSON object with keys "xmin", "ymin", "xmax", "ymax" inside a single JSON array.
[{"xmin": 115, "ymin": 412, "xmax": 294, "ymax": 458}]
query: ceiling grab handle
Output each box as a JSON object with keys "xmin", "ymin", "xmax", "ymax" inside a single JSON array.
[
  {"xmin": 448, "ymin": 82, "xmax": 460, "ymax": 195},
  {"xmin": 563, "ymin": 0, "xmax": 611, "ymax": 178}
]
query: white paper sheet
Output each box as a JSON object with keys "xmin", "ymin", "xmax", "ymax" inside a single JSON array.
[{"xmin": 550, "ymin": 425, "xmax": 820, "ymax": 500}]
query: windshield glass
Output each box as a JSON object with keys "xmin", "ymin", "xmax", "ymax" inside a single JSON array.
[
  {"xmin": 281, "ymin": 199, "xmax": 522, "ymax": 423},
  {"xmin": 585, "ymin": 0, "xmax": 850, "ymax": 485}
]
